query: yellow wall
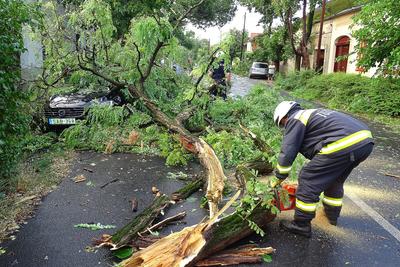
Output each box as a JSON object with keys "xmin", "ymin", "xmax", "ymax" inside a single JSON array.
[{"xmin": 311, "ymin": 11, "xmax": 377, "ymax": 77}]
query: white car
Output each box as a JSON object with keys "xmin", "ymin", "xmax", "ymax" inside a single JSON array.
[{"xmin": 249, "ymin": 62, "xmax": 269, "ymax": 79}]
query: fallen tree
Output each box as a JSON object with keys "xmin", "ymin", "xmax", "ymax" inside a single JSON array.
[
  {"xmin": 40, "ymin": 1, "xmax": 286, "ymax": 265},
  {"xmin": 120, "ymin": 191, "xmax": 276, "ymax": 267},
  {"xmin": 111, "ymin": 178, "xmax": 205, "ymax": 249}
]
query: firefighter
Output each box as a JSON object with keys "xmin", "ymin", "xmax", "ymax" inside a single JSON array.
[{"xmin": 271, "ymin": 101, "xmax": 374, "ymax": 238}]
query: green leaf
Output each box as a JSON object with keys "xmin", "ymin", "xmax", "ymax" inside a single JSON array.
[
  {"xmin": 112, "ymin": 247, "xmax": 134, "ymax": 260},
  {"xmin": 74, "ymin": 223, "xmax": 116, "ymax": 231},
  {"xmin": 261, "ymin": 254, "xmax": 272, "ymax": 263}
]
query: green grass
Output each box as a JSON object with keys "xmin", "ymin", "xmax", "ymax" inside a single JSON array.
[{"xmin": 276, "ymin": 71, "xmax": 400, "ymax": 134}]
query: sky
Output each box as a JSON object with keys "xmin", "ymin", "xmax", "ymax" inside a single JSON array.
[{"xmin": 185, "ymin": 5, "xmax": 264, "ymax": 45}]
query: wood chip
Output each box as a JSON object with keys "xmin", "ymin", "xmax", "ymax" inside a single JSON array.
[
  {"xmin": 130, "ymin": 198, "xmax": 138, "ymax": 212},
  {"xmin": 73, "ymin": 174, "xmax": 86, "ymax": 183},
  {"xmin": 151, "ymin": 186, "xmax": 159, "ymax": 194}
]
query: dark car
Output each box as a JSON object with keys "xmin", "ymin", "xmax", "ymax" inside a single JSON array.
[{"xmin": 44, "ymin": 89, "xmax": 124, "ymax": 126}]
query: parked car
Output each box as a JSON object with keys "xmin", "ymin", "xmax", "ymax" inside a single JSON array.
[
  {"xmin": 249, "ymin": 62, "xmax": 269, "ymax": 79},
  {"xmin": 44, "ymin": 89, "xmax": 124, "ymax": 127}
]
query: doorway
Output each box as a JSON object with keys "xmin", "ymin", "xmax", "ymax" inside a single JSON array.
[{"xmin": 334, "ymin": 36, "xmax": 350, "ymax": 72}]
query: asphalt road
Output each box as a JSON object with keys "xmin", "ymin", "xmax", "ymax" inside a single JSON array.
[{"xmin": 1, "ymin": 76, "xmax": 399, "ymax": 266}]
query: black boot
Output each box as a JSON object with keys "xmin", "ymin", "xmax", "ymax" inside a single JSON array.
[
  {"xmin": 323, "ymin": 205, "xmax": 339, "ymax": 226},
  {"xmin": 280, "ymin": 220, "xmax": 312, "ymax": 238}
]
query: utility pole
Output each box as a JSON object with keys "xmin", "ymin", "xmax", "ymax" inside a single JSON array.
[
  {"xmin": 316, "ymin": 0, "xmax": 326, "ymax": 72},
  {"xmin": 240, "ymin": 12, "xmax": 246, "ymax": 61}
]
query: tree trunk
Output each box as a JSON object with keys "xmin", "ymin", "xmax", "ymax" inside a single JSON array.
[
  {"xmin": 120, "ymin": 192, "xmax": 276, "ymax": 267},
  {"xmin": 274, "ymin": 60, "xmax": 280, "ymax": 73},
  {"xmin": 295, "ymin": 54, "xmax": 301, "ymax": 71},
  {"xmin": 301, "ymin": 44, "xmax": 310, "ymax": 69},
  {"xmin": 111, "ymin": 178, "xmax": 204, "ymax": 248},
  {"xmin": 128, "ymin": 84, "xmax": 225, "ymax": 218}
]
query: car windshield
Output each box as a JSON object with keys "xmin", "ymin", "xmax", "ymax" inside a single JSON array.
[{"xmin": 253, "ymin": 63, "xmax": 268, "ymax": 68}]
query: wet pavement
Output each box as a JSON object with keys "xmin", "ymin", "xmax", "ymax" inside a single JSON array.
[{"xmin": 1, "ymin": 76, "xmax": 400, "ymax": 266}]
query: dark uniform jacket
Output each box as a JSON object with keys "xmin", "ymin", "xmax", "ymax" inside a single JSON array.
[{"xmin": 275, "ymin": 106, "xmax": 373, "ymax": 179}]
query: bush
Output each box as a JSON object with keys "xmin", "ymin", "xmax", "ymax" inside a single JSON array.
[
  {"xmin": 276, "ymin": 71, "xmax": 400, "ymax": 117},
  {"xmin": 232, "ymin": 58, "xmax": 252, "ymax": 77},
  {"xmin": 206, "ymin": 84, "xmax": 306, "ymax": 176},
  {"xmin": 274, "ymin": 70, "xmax": 317, "ymax": 91},
  {"xmin": 0, "ymin": 0, "xmax": 41, "ymax": 191}
]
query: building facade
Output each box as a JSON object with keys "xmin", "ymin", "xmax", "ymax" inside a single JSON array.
[{"xmin": 285, "ymin": 6, "xmax": 377, "ymax": 77}]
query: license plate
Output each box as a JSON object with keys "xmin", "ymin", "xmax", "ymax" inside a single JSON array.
[{"xmin": 48, "ymin": 118, "xmax": 76, "ymax": 125}]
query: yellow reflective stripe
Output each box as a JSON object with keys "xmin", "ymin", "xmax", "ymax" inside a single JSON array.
[
  {"xmin": 319, "ymin": 130, "xmax": 372, "ymax": 155},
  {"xmin": 294, "ymin": 110, "xmax": 303, "ymax": 120},
  {"xmin": 322, "ymin": 196, "xmax": 343, "ymax": 207},
  {"xmin": 295, "ymin": 199, "xmax": 317, "ymax": 212},
  {"xmin": 276, "ymin": 163, "xmax": 292, "ymax": 174},
  {"xmin": 294, "ymin": 109, "xmax": 317, "ymax": 126}
]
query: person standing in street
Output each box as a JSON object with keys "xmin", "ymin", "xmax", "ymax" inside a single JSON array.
[
  {"xmin": 271, "ymin": 101, "xmax": 374, "ymax": 238},
  {"xmin": 209, "ymin": 59, "xmax": 230, "ymax": 100}
]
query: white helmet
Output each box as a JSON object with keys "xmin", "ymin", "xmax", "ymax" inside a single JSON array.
[{"xmin": 273, "ymin": 101, "xmax": 298, "ymax": 127}]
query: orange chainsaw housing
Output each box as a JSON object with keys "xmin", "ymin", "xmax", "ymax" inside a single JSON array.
[{"xmin": 278, "ymin": 184, "xmax": 297, "ymax": 211}]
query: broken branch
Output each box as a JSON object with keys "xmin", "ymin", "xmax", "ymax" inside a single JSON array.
[{"xmin": 141, "ymin": 212, "xmax": 186, "ymax": 235}]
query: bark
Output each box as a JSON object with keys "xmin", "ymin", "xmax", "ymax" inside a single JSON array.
[
  {"xmin": 301, "ymin": 45, "xmax": 310, "ymax": 69},
  {"xmin": 171, "ymin": 179, "xmax": 205, "ymax": 201},
  {"xmin": 111, "ymin": 194, "xmax": 171, "ymax": 248},
  {"xmin": 239, "ymin": 123, "xmax": 273, "ymax": 156},
  {"xmin": 295, "ymin": 55, "xmax": 301, "ymax": 71},
  {"xmin": 274, "ymin": 60, "xmax": 280, "ymax": 73},
  {"xmin": 120, "ymin": 192, "xmax": 276, "ymax": 267},
  {"xmin": 195, "ymin": 245, "xmax": 275, "ymax": 266},
  {"xmin": 111, "ymin": 178, "xmax": 204, "ymax": 248},
  {"xmin": 128, "ymin": 84, "xmax": 225, "ymax": 218}
]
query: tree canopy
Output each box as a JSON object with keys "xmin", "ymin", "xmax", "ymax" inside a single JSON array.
[
  {"xmin": 352, "ymin": 0, "xmax": 400, "ymax": 75},
  {"xmin": 240, "ymin": 0, "xmax": 319, "ymax": 70},
  {"xmin": 63, "ymin": 0, "xmax": 237, "ymax": 38}
]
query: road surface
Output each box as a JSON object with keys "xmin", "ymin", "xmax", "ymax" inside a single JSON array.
[{"xmin": 1, "ymin": 76, "xmax": 399, "ymax": 266}]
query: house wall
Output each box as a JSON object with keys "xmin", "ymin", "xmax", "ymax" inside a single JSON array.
[
  {"xmin": 282, "ymin": 10, "xmax": 377, "ymax": 77},
  {"xmin": 20, "ymin": 25, "xmax": 43, "ymax": 82},
  {"xmin": 311, "ymin": 11, "xmax": 377, "ymax": 77},
  {"xmin": 21, "ymin": 0, "xmax": 43, "ymax": 83}
]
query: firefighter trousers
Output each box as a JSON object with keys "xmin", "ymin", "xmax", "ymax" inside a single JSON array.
[{"xmin": 294, "ymin": 142, "xmax": 374, "ymax": 221}]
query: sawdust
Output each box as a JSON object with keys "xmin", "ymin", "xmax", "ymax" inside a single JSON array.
[{"xmin": 313, "ymin": 207, "xmax": 361, "ymax": 243}]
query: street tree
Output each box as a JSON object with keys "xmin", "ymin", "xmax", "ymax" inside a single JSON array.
[
  {"xmin": 63, "ymin": 0, "xmax": 237, "ymax": 38},
  {"xmin": 223, "ymin": 28, "xmax": 249, "ymax": 64},
  {"xmin": 352, "ymin": 0, "xmax": 400, "ymax": 76},
  {"xmin": 241, "ymin": 0, "xmax": 319, "ymax": 70},
  {"xmin": 254, "ymin": 25, "xmax": 293, "ymax": 72}
]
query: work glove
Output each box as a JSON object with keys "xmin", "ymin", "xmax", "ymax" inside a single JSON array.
[{"xmin": 270, "ymin": 176, "xmax": 285, "ymax": 188}]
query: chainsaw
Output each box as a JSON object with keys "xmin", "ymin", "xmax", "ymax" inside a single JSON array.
[{"xmin": 273, "ymin": 184, "xmax": 297, "ymax": 211}]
